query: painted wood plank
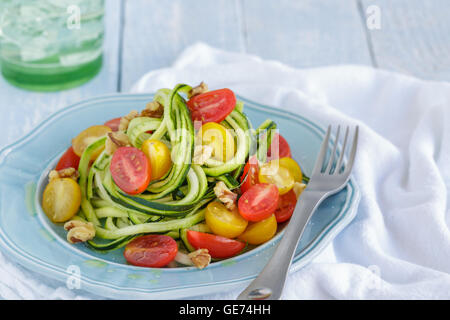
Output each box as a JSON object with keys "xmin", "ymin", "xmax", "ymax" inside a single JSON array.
[
  {"xmin": 360, "ymin": 0, "xmax": 450, "ymax": 81},
  {"xmin": 120, "ymin": 0, "xmax": 244, "ymax": 91},
  {"xmin": 241, "ymin": 0, "xmax": 372, "ymax": 68},
  {"xmin": 0, "ymin": 0, "xmax": 122, "ymax": 148}
]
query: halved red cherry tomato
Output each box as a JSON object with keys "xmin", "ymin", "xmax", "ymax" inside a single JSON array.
[
  {"xmin": 274, "ymin": 190, "xmax": 297, "ymax": 223},
  {"xmin": 186, "ymin": 230, "xmax": 245, "ymax": 259},
  {"xmin": 186, "ymin": 88, "xmax": 236, "ymax": 123},
  {"xmin": 110, "ymin": 147, "xmax": 151, "ymax": 194},
  {"xmin": 240, "ymin": 155, "xmax": 259, "ymax": 194},
  {"xmin": 124, "ymin": 235, "xmax": 178, "ymax": 267},
  {"xmin": 104, "ymin": 117, "xmax": 121, "ymax": 131},
  {"xmin": 238, "ymin": 183, "xmax": 279, "ymax": 222},
  {"xmin": 55, "ymin": 146, "xmax": 80, "ymax": 171},
  {"xmin": 267, "ymin": 133, "xmax": 292, "ymax": 160}
]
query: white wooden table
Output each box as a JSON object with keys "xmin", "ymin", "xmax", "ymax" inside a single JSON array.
[{"xmin": 1, "ymin": 0, "xmax": 449, "ymax": 148}]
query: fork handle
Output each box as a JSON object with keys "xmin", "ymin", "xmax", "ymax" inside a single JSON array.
[{"xmin": 237, "ymin": 191, "xmax": 326, "ymax": 300}]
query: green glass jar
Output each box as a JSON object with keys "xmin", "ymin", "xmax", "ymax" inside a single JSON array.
[{"xmin": 0, "ymin": 0, "xmax": 104, "ymax": 91}]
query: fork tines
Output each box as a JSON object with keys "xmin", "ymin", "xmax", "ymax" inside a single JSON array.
[{"xmin": 312, "ymin": 125, "xmax": 359, "ymax": 176}]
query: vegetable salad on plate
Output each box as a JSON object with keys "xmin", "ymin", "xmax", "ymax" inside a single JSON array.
[{"xmin": 41, "ymin": 83, "xmax": 308, "ymax": 269}]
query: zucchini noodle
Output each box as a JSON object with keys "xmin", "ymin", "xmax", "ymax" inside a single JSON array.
[{"xmin": 70, "ymin": 83, "xmax": 278, "ymax": 252}]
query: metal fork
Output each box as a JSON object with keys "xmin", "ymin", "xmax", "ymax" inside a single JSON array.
[{"xmin": 237, "ymin": 125, "xmax": 359, "ymax": 300}]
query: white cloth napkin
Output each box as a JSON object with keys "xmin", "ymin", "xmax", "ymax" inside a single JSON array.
[
  {"xmin": 132, "ymin": 43, "xmax": 450, "ymax": 299},
  {"xmin": 1, "ymin": 43, "xmax": 449, "ymax": 299}
]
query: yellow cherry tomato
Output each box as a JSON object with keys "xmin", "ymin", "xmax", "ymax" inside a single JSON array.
[
  {"xmin": 142, "ymin": 139, "xmax": 172, "ymax": 181},
  {"xmin": 42, "ymin": 178, "xmax": 81, "ymax": 223},
  {"xmin": 258, "ymin": 160, "xmax": 295, "ymax": 195},
  {"xmin": 198, "ymin": 122, "xmax": 235, "ymax": 162},
  {"xmin": 72, "ymin": 125, "xmax": 111, "ymax": 160},
  {"xmin": 205, "ymin": 201, "xmax": 248, "ymax": 238},
  {"xmin": 238, "ymin": 214, "xmax": 277, "ymax": 245},
  {"xmin": 279, "ymin": 157, "xmax": 303, "ymax": 182}
]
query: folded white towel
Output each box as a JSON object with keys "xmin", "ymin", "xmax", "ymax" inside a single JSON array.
[{"xmin": 0, "ymin": 43, "xmax": 449, "ymax": 299}]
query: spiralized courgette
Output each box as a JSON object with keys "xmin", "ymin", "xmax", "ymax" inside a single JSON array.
[{"xmin": 70, "ymin": 84, "xmax": 277, "ymax": 252}]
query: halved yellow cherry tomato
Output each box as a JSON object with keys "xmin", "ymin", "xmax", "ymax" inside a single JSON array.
[
  {"xmin": 142, "ymin": 139, "xmax": 172, "ymax": 181},
  {"xmin": 258, "ymin": 160, "xmax": 295, "ymax": 195},
  {"xmin": 72, "ymin": 125, "xmax": 111, "ymax": 160},
  {"xmin": 279, "ymin": 157, "xmax": 303, "ymax": 182},
  {"xmin": 238, "ymin": 214, "xmax": 277, "ymax": 245},
  {"xmin": 205, "ymin": 201, "xmax": 248, "ymax": 238},
  {"xmin": 42, "ymin": 178, "xmax": 81, "ymax": 223},
  {"xmin": 198, "ymin": 122, "xmax": 235, "ymax": 162}
]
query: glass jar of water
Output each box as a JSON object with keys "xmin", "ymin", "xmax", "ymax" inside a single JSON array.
[{"xmin": 0, "ymin": 0, "xmax": 104, "ymax": 91}]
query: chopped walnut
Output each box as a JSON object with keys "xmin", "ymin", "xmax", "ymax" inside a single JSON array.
[
  {"xmin": 140, "ymin": 101, "xmax": 164, "ymax": 118},
  {"xmin": 214, "ymin": 181, "xmax": 237, "ymax": 210},
  {"xmin": 293, "ymin": 182, "xmax": 307, "ymax": 199},
  {"xmin": 188, "ymin": 249, "xmax": 211, "ymax": 269},
  {"xmin": 193, "ymin": 144, "xmax": 213, "ymax": 165},
  {"xmin": 64, "ymin": 220, "xmax": 96, "ymax": 244},
  {"xmin": 188, "ymin": 81, "xmax": 208, "ymax": 99},
  {"xmin": 118, "ymin": 110, "xmax": 139, "ymax": 132},
  {"xmin": 49, "ymin": 167, "xmax": 79, "ymax": 182},
  {"xmin": 105, "ymin": 131, "xmax": 130, "ymax": 155}
]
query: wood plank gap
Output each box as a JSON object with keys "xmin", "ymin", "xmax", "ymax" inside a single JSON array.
[
  {"xmin": 116, "ymin": 0, "xmax": 126, "ymax": 92},
  {"xmin": 236, "ymin": 0, "xmax": 249, "ymax": 52},
  {"xmin": 356, "ymin": 0, "xmax": 378, "ymax": 67}
]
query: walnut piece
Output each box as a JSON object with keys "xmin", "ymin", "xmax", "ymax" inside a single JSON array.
[
  {"xmin": 105, "ymin": 131, "xmax": 130, "ymax": 155},
  {"xmin": 214, "ymin": 181, "xmax": 237, "ymax": 210},
  {"xmin": 188, "ymin": 249, "xmax": 211, "ymax": 269},
  {"xmin": 293, "ymin": 182, "xmax": 307, "ymax": 199},
  {"xmin": 141, "ymin": 101, "xmax": 164, "ymax": 118},
  {"xmin": 49, "ymin": 167, "xmax": 79, "ymax": 182},
  {"xmin": 118, "ymin": 110, "xmax": 139, "ymax": 132},
  {"xmin": 193, "ymin": 144, "xmax": 213, "ymax": 165},
  {"xmin": 64, "ymin": 220, "xmax": 96, "ymax": 244},
  {"xmin": 188, "ymin": 81, "xmax": 208, "ymax": 99}
]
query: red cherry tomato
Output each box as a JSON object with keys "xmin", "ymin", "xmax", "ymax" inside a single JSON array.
[
  {"xmin": 186, "ymin": 88, "xmax": 236, "ymax": 123},
  {"xmin": 104, "ymin": 117, "xmax": 121, "ymax": 131},
  {"xmin": 55, "ymin": 146, "xmax": 80, "ymax": 171},
  {"xmin": 267, "ymin": 133, "xmax": 292, "ymax": 160},
  {"xmin": 124, "ymin": 235, "xmax": 178, "ymax": 267},
  {"xmin": 240, "ymin": 156, "xmax": 259, "ymax": 194},
  {"xmin": 238, "ymin": 183, "xmax": 279, "ymax": 222},
  {"xmin": 110, "ymin": 147, "xmax": 151, "ymax": 195},
  {"xmin": 274, "ymin": 190, "xmax": 297, "ymax": 223},
  {"xmin": 186, "ymin": 230, "xmax": 245, "ymax": 259}
]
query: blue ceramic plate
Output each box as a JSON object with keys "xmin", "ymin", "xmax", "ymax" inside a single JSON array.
[{"xmin": 0, "ymin": 94, "xmax": 360, "ymax": 299}]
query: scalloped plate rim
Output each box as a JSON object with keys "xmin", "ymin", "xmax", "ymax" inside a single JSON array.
[{"xmin": 0, "ymin": 92, "xmax": 361, "ymax": 299}]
